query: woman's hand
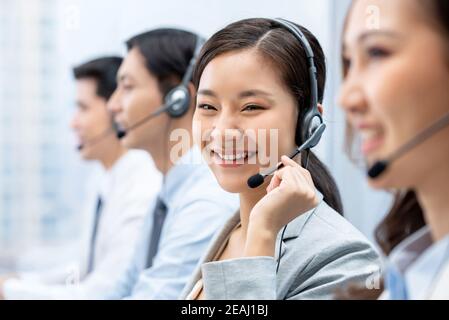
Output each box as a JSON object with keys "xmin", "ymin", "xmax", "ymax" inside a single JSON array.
[{"xmin": 244, "ymin": 155, "xmax": 319, "ymax": 257}]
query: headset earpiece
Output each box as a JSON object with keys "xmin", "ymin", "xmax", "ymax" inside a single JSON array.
[
  {"xmin": 163, "ymin": 35, "xmax": 205, "ymax": 119},
  {"xmin": 164, "ymin": 85, "xmax": 191, "ymax": 118},
  {"xmin": 273, "ymin": 18, "xmax": 324, "ymax": 146},
  {"xmin": 302, "ymin": 110, "xmax": 323, "ymax": 144}
]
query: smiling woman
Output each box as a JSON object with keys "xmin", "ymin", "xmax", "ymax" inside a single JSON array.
[
  {"xmin": 339, "ymin": 0, "xmax": 449, "ymax": 299},
  {"xmin": 180, "ymin": 17, "xmax": 381, "ymax": 300},
  {"xmin": 193, "ymin": 23, "xmax": 342, "ymax": 211}
]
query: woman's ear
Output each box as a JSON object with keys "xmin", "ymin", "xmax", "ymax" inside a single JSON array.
[
  {"xmin": 317, "ymin": 103, "xmax": 324, "ymax": 116},
  {"xmin": 188, "ymin": 82, "xmax": 197, "ymax": 108}
]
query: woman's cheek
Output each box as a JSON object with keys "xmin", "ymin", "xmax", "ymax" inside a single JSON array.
[{"xmin": 192, "ymin": 116, "xmax": 203, "ymax": 147}]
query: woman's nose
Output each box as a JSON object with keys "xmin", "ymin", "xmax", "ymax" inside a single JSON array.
[
  {"xmin": 210, "ymin": 113, "xmax": 244, "ymax": 148},
  {"xmin": 338, "ymin": 73, "xmax": 367, "ymax": 115}
]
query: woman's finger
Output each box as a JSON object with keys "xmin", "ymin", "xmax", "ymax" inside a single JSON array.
[
  {"xmin": 266, "ymin": 168, "xmax": 284, "ymax": 192},
  {"xmin": 281, "ymin": 155, "xmax": 300, "ymax": 168}
]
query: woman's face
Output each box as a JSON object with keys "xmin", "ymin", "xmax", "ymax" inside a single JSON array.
[
  {"xmin": 339, "ymin": 0, "xmax": 449, "ymax": 190},
  {"xmin": 193, "ymin": 49, "xmax": 298, "ymax": 193}
]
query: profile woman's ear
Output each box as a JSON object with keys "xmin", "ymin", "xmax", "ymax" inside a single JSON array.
[{"xmin": 317, "ymin": 103, "xmax": 324, "ymax": 116}]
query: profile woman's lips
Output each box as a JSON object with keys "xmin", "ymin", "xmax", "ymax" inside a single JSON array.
[{"xmin": 358, "ymin": 126, "xmax": 385, "ymax": 156}]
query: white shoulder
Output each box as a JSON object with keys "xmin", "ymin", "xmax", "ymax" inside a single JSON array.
[{"xmin": 430, "ymin": 261, "xmax": 449, "ymax": 300}]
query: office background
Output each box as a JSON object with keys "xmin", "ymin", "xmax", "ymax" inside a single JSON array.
[{"xmin": 0, "ymin": 0, "xmax": 391, "ymax": 272}]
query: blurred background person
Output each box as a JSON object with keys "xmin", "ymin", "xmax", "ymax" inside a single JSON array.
[
  {"xmin": 339, "ymin": 0, "xmax": 449, "ymax": 299},
  {"xmin": 0, "ymin": 57, "xmax": 161, "ymax": 299}
]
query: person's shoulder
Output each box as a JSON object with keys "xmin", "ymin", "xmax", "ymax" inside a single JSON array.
[
  {"xmin": 430, "ymin": 260, "xmax": 449, "ymax": 299},
  {"xmin": 288, "ymin": 201, "xmax": 379, "ymax": 259},
  {"xmin": 119, "ymin": 150, "xmax": 158, "ymax": 172},
  {"xmin": 311, "ymin": 201, "xmax": 372, "ymax": 243},
  {"xmin": 116, "ymin": 150, "xmax": 161, "ymax": 181},
  {"xmin": 279, "ymin": 202, "xmax": 380, "ymax": 293}
]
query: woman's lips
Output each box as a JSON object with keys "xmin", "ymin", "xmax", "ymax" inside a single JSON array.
[
  {"xmin": 360, "ymin": 130, "xmax": 385, "ymax": 156},
  {"xmin": 361, "ymin": 138, "xmax": 384, "ymax": 156},
  {"xmin": 210, "ymin": 150, "xmax": 257, "ymax": 167}
]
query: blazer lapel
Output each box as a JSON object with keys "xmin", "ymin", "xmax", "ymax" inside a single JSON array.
[{"xmin": 274, "ymin": 191, "xmax": 324, "ymax": 262}]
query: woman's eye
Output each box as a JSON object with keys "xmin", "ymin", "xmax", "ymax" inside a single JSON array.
[
  {"xmin": 367, "ymin": 47, "xmax": 390, "ymax": 59},
  {"xmin": 197, "ymin": 104, "xmax": 217, "ymax": 111},
  {"xmin": 122, "ymin": 84, "xmax": 134, "ymax": 91},
  {"xmin": 242, "ymin": 104, "xmax": 264, "ymax": 112},
  {"xmin": 342, "ymin": 57, "xmax": 351, "ymax": 73}
]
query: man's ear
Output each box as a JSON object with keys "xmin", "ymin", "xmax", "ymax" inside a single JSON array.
[{"xmin": 317, "ymin": 103, "xmax": 324, "ymax": 116}]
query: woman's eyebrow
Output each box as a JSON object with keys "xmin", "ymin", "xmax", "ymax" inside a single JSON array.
[
  {"xmin": 197, "ymin": 89, "xmax": 217, "ymax": 97},
  {"xmin": 342, "ymin": 30, "xmax": 401, "ymax": 55},
  {"xmin": 239, "ymin": 90, "xmax": 276, "ymax": 105},
  {"xmin": 238, "ymin": 89, "xmax": 273, "ymax": 99},
  {"xmin": 197, "ymin": 88, "xmax": 275, "ymax": 103},
  {"xmin": 357, "ymin": 30, "xmax": 402, "ymax": 43}
]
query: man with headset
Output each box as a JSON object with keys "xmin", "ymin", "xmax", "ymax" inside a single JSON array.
[
  {"xmin": 106, "ymin": 28, "xmax": 238, "ymax": 299},
  {"xmin": 0, "ymin": 57, "xmax": 161, "ymax": 299}
]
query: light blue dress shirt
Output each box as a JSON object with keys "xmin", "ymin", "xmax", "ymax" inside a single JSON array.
[
  {"xmin": 385, "ymin": 227, "xmax": 449, "ymax": 300},
  {"xmin": 105, "ymin": 146, "xmax": 239, "ymax": 300}
]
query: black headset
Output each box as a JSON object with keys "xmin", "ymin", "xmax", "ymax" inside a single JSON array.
[
  {"xmin": 267, "ymin": 19, "xmax": 326, "ymax": 274},
  {"xmin": 247, "ymin": 19, "xmax": 326, "ymax": 189},
  {"xmin": 115, "ymin": 35, "xmax": 205, "ymax": 139},
  {"xmin": 272, "ymin": 18, "xmax": 324, "ymax": 147},
  {"xmin": 163, "ymin": 35, "xmax": 205, "ymax": 118}
]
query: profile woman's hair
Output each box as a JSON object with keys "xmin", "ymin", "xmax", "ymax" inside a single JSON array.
[{"xmin": 193, "ymin": 18, "xmax": 344, "ymax": 214}]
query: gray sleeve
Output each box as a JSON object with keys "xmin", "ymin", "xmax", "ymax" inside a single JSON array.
[
  {"xmin": 290, "ymin": 241, "xmax": 381, "ymax": 300},
  {"xmin": 201, "ymin": 257, "xmax": 277, "ymax": 300},
  {"xmin": 200, "ymin": 241, "xmax": 381, "ymax": 300}
]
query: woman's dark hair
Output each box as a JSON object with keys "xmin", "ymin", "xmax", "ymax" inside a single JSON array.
[
  {"xmin": 420, "ymin": 0, "xmax": 449, "ymax": 37},
  {"xmin": 73, "ymin": 56, "xmax": 122, "ymax": 100},
  {"xmin": 193, "ymin": 18, "xmax": 344, "ymax": 215},
  {"xmin": 126, "ymin": 28, "xmax": 198, "ymax": 97}
]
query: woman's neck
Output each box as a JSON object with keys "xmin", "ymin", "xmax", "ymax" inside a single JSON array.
[{"xmin": 417, "ymin": 162, "xmax": 449, "ymax": 242}]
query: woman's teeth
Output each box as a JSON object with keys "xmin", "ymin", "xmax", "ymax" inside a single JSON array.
[
  {"xmin": 213, "ymin": 151, "xmax": 255, "ymax": 161},
  {"xmin": 360, "ymin": 130, "xmax": 382, "ymax": 141}
]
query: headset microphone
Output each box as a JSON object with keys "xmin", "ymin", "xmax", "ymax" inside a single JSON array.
[
  {"xmin": 115, "ymin": 104, "xmax": 172, "ymax": 139},
  {"xmin": 368, "ymin": 111, "xmax": 449, "ymax": 179},
  {"xmin": 247, "ymin": 123, "xmax": 326, "ymax": 189},
  {"xmin": 117, "ymin": 35, "xmax": 205, "ymax": 140}
]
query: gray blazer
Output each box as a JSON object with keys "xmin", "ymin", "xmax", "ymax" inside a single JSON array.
[{"xmin": 180, "ymin": 196, "xmax": 381, "ymax": 300}]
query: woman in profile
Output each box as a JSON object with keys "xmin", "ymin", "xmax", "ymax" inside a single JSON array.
[{"xmin": 339, "ymin": 0, "xmax": 449, "ymax": 299}]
